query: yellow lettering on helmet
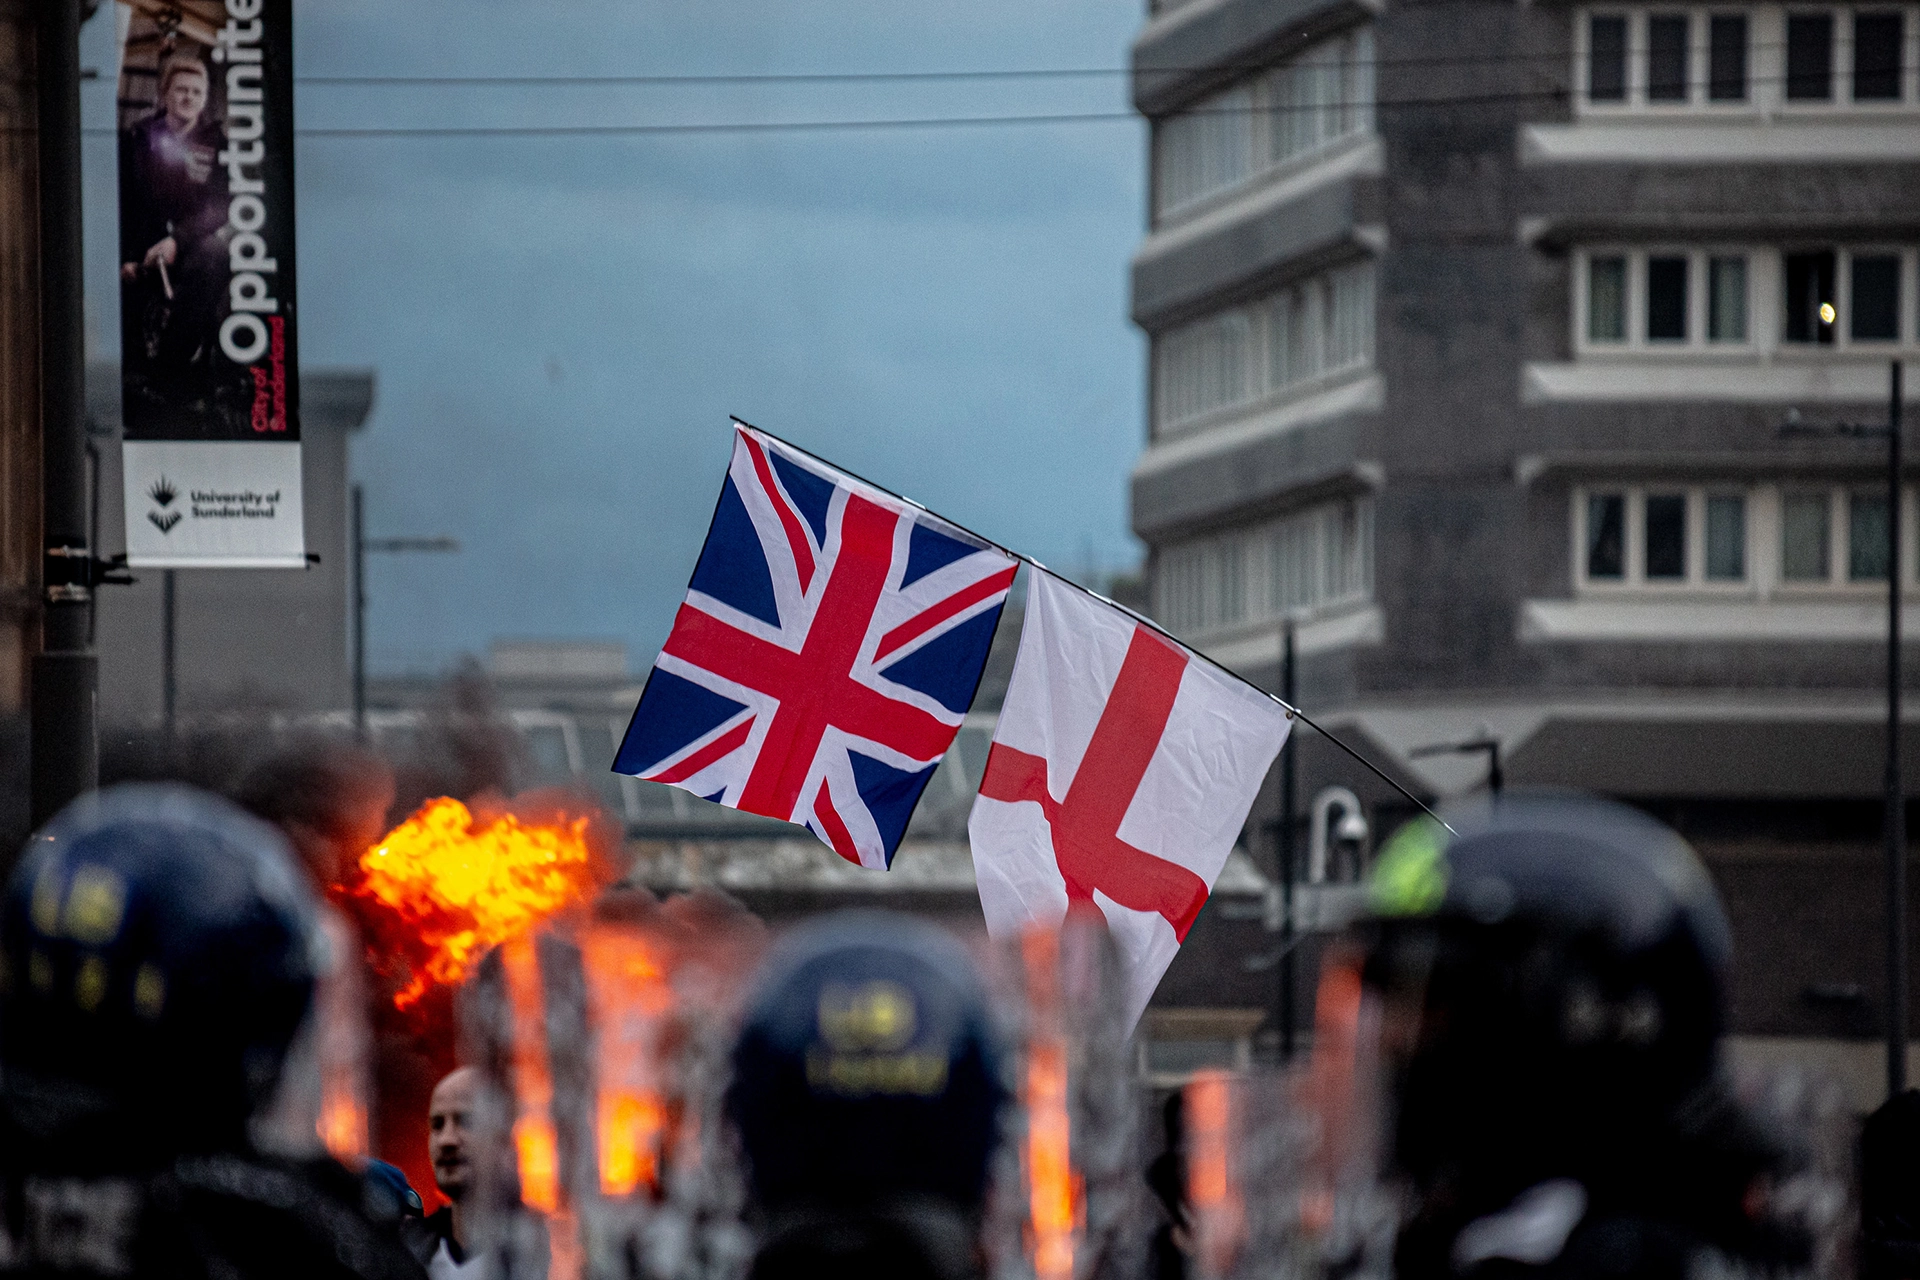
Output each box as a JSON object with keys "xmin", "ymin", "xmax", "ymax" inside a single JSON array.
[
  {"xmin": 817, "ymin": 980, "xmax": 917, "ymax": 1051},
  {"xmin": 30, "ymin": 862, "xmax": 63, "ymax": 936},
  {"xmin": 75, "ymin": 956, "xmax": 109, "ymax": 1012},
  {"xmin": 134, "ymin": 964, "xmax": 166, "ymax": 1019},
  {"xmin": 63, "ymin": 868, "xmax": 127, "ymax": 946}
]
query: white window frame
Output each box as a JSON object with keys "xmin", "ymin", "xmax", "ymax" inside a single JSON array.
[
  {"xmin": 1776, "ymin": 244, "xmax": 1919, "ymax": 350},
  {"xmin": 1152, "ymin": 258, "xmax": 1377, "ymax": 439},
  {"xmin": 1152, "ymin": 24, "xmax": 1377, "ymax": 224},
  {"xmin": 1573, "ymin": 485, "xmax": 1759, "ymax": 592},
  {"xmin": 1575, "ymin": 245, "xmax": 1918, "ymax": 356},
  {"xmin": 1574, "ymin": 247, "xmax": 1760, "ymax": 352},
  {"xmin": 1573, "ymin": 482, "xmax": 1920, "ymax": 597},
  {"xmin": 1574, "ymin": 5, "xmax": 1920, "ymax": 114},
  {"xmin": 1153, "ymin": 497, "xmax": 1376, "ymax": 636}
]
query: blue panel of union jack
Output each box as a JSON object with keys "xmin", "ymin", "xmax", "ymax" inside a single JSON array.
[{"xmin": 614, "ymin": 423, "xmax": 1018, "ymax": 869}]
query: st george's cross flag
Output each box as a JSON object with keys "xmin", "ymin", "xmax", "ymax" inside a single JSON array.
[
  {"xmin": 615, "ymin": 423, "xmax": 1017, "ymax": 870},
  {"xmin": 967, "ymin": 570, "xmax": 1292, "ymax": 1030}
]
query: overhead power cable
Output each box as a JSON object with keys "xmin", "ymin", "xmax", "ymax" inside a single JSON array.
[
  {"xmin": 58, "ymin": 67, "xmax": 1879, "ymax": 139},
  {"xmin": 68, "ymin": 86, "xmax": 1582, "ymax": 140},
  {"xmin": 280, "ymin": 39, "xmax": 1821, "ymax": 86}
]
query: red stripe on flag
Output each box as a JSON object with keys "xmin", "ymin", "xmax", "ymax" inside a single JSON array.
[
  {"xmin": 813, "ymin": 779, "xmax": 863, "ymax": 866},
  {"xmin": 873, "ymin": 564, "xmax": 1017, "ymax": 663},
  {"xmin": 645, "ymin": 717, "xmax": 752, "ymax": 785},
  {"xmin": 974, "ymin": 628, "xmax": 1211, "ymax": 941},
  {"xmin": 978, "ymin": 742, "xmax": 1058, "ymax": 815},
  {"xmin": 743, "ymin": 433, "xmax": 816, "ymax": 592}
]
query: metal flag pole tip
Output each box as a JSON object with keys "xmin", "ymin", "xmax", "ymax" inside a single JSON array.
[{"xmin": 720, "ymin": 415, "xmax": 1456, "ymax": 837}]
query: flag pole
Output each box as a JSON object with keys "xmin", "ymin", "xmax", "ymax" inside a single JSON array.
[{"xmin": 728, "ymin": 416, "xmax": 1456, "ymax": 836}]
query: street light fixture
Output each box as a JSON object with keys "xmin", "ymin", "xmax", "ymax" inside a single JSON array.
[
  {"xmin": 1780, "ymin": 359, "xmax": 1906, "ymax": 1098},
  {"xmin": 351, "ymin": 484, "xmax": 459, "ymax": 739},
  {"xmin": 1410, "ymin": 732, "xmax": 1504, "ymax": 796}
]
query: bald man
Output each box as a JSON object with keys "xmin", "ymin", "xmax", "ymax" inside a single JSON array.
[{"xmin": 403, "ymin": 1068, "xmax": 489, "ymax": 1278}]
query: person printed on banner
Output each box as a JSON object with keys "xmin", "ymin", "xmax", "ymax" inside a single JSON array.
[{"xmin": 118, "ymin": 51, "xmax": 231, "ymax": 422}]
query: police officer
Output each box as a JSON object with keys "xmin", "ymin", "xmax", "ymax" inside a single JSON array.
[
  {"xmin": 0, "ymin": 784, "xmax": 424, "ymax": 1280},
  {"xmin": 725, "ymin": 912, "xmax": 1010, "ymax": 1280},
  {"xmin": 1356, "ymin": 791, "xmax": 1810, "ymax": 1280}
]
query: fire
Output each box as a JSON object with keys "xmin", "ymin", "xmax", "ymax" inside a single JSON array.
[
  {"xmin": 501, "ymin": 936, "xmax": 582, "ymax": 1280},
  {"xmin": 312, "ymin": 910, "xmax": 371, "ymax": 1163},
  {"xmin": 580, "ymin": 926, "xmax": 672, "ymax": 1197},
  {"xmin": 1187, "ymin": 1070, "xmax": 1244, "ymax": 1275},
  {"xmin": 1021, "ymin": 926, "xmax": 1079, "ymax": 1280},
  {"xmin": 501, "ymin": 938, "xmax": 563, "ymax": 1214},
  {"xmin": 350, "ymin": 797, "xmax": 597, "ymax": 1010}
]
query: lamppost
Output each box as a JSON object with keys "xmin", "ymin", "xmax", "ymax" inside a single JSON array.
[
  {"xmin": 1781, "ymin": 359, "xmax": 1906, "ymax": 1097},
  {"xmin": 351, "ymin": 484, "xmax": 458, "ymax": 739}
]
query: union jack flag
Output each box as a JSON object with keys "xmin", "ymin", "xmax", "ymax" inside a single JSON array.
[{"xmin": 614, "ymin": 423, "xmax": 1017, "ymax": 869}]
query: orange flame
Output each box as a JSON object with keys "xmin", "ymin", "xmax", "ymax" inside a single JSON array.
[
  {"xmin": 1300, "ymin": 952, "xmax": 1368, "ymax": 1238},
  {"xmin": 1022, "ymin": 926, "xmax": 1078, "ymax": 1280},
  {"xmin": 312, "ymin": 910, "xmax": 371, "ymax": 1163},
  {"xmin": 351, "ymin": 797, "xmax": 597, "ymax": 1010},
  {"xmin": 580, "ymin": 927, "xmax": 672, "ymax": 1197},
  {"xmin": 1187, "ymin": 1070, "xmax": 1244, "ymax": 1275},
  {"xmin": 501, "ymin": 937, "xmax": 563, "ymax": 1215},
  {"xmin": 501, "ymin": 937, "xmax": 582, "ymax": 1280}
]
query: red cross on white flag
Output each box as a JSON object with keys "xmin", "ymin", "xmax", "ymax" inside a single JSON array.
[{"xmin": 968, "ymin": 570, "xmax": 1292, "ymax": 1030}]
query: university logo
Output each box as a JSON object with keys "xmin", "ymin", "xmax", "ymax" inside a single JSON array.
[{"xmin": 148, "ymin": 476, "xmax": 181, "ymax": 534}]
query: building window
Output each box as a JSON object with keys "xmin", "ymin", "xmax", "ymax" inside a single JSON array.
[
  {"xmin": 1787, "ymin": 13, "xmax": 1835, "ymax": 99},
  {"xmin": 1578, "ymin": 248, "xmax": 1756, "ymax": 349},
  {"xmin": 1647, "ymin": 14, "xmax": 1691, "ymax": 100},
  {"xmin": 1708, "ymin": 15, "xmax": 1749, "ymax": 99},
  {"xmin": 1589, "ymin": 15, "xmax": 1630, "ymax": 100},
  {"xmin": 1780, "ymin": 247, "xmax": 1912, "ymax": 347},
  {"xmin": 1852, "ymin": 11, "xmax": 1904, "ymax": 100},
  {"xmin": 1580, "ymin": 245, "xmax": 1920, "ymax": 353},
  {"xmin": 1852, "ymin": 253, "xmax": 1902, "ymax": 341},
  {"xmin": 1850, "ymin": 491, "xmax": 1892, "ymax": 580},
  {"xmin": 1578, "ymin": 484, "xmax": 1912, "ymax": 593},
  {"xmin": 1579, "ymin": 7, "xmax": 1914, "ymax": 110},
  {"xmin": 1587, "ymin": 493, "xmax": 1627, "ymax": 578},
  {"xmin": 1781, "ymin": 491, "xmax": 1832, "ymax": 580},
  {"xmin": 1708, "ymin": 256, "xmax": 1748, "ymax": 341},
  {"xmin": 1154, "ymin": 498, "xmax": 1374, "ymax": 635},
  {"xmin": 1577, "ymin": 486, "xmax": 1749, "ymax": 588},
  {"xmin": 1646, "ymin": 256, "xmax": 1689, "ymax": 341},
  {"xmin": 1705, "ymin": 493, "xmax": 1747, "ymax": 579},
  {"xmin": 1588, "ymin": 256, "xmax": 1629, "ymax": 342},
  {"xmin": 1153, "ymin": 260, "xmax": 1374, "ymax": 437},
  {"xmin": 1644, "ymin": 492, "xmax": 1688, "ymax": 577},
  {"xmin": 1154, "ymin": 85, "xmax": 1254, "ymax": 221},
  {"xmin": 1152, "ymin": 26, "xmax": 1374, "ymax": 221},
  {"xmin": 1784, "ymin": 250, "xmax": 1838, "ymax": 344}
]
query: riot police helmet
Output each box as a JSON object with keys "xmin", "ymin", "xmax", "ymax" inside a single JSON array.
[
  {"xmin": 1360, "ymin": 789, "xmax": 1732, "ymax": 1192},
  {"xmin": 727, "ymin": 912, "xmax": 1010, "ymax": 1280},
  {"xmin": 1, "ymin": 784, "xmax": 322, "ymax": 1165}
]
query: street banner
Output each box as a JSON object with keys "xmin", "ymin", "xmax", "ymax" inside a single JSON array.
[
  {"xmin": 115, "ymin": 0, "xmax": 303, "ymax": 567},
  {"xmin": 614, "ymin": 423, "xmax": 1017, "ymax": 869},
  {"xmin": 968, "ymin": 569, "xmax": 1292, "ymax": 1031}
]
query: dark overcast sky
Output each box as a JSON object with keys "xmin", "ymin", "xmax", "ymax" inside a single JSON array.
[{"xmin": 80, "ymin": 0, "xmax": 1145, "ymax": 676}]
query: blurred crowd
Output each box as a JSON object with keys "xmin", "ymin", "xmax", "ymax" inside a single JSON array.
[{"xmin": 0, "ymin": 775, "xmax": 1911, "ymax": 1279}]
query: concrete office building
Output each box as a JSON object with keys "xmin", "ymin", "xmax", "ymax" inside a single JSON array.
[{"xmin": 1130, "ymin": 0, "xmax": 1920, "ymax": 1096}]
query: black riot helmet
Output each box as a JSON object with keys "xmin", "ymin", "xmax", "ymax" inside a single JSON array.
[
  {"xmin": 726, "ymin": 912, "xmax": 1010, "ymax": 1280},
  {"xmin": 1358, "ymin": 790, "xmax": 1733, "ymax": 1199},
  {"xmin": 0, "ymin": 784, "xmax": 321, "ymax": 1166}
]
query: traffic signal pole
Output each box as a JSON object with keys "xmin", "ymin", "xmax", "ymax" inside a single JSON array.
[{"xmin": 30, "ymin": 0, "xmax": 98, "ymax": 827}]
